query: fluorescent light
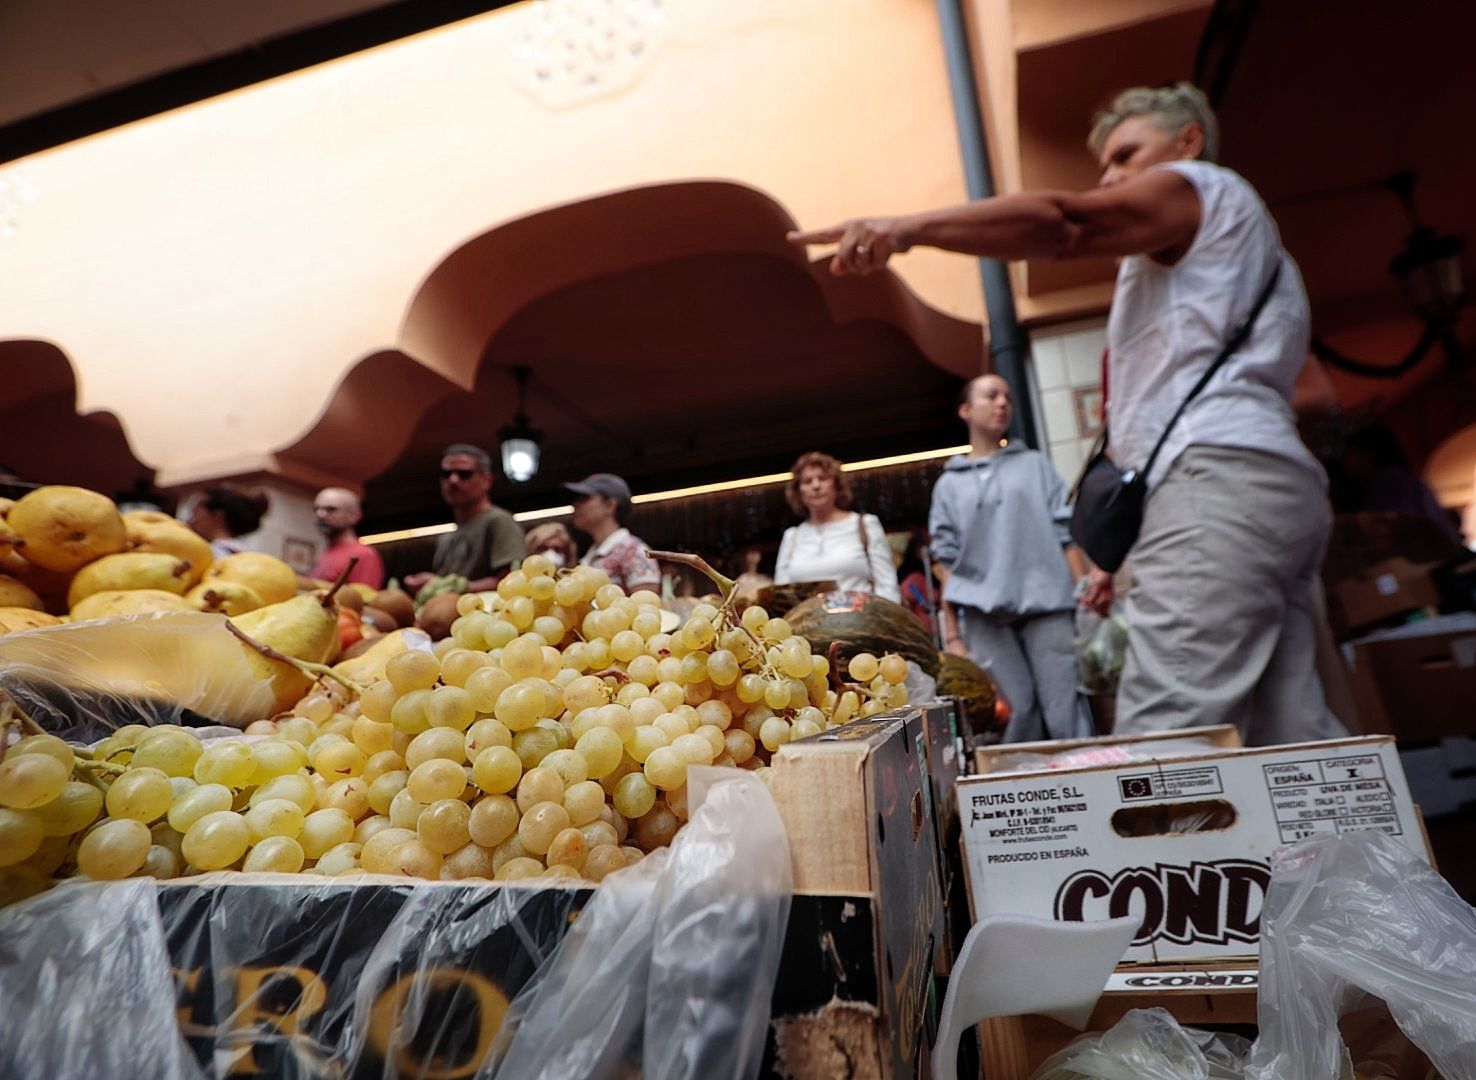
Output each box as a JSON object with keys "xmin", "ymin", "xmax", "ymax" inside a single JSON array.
[
  {"xmin": 514, "ymin": 504, "xmax": 573, "ymax": 523},
  {"xmin": 359, "ymin": 522, "xmax": 455, "ymax": 544},
  {"xmin": 362, "ymin": 445, "xmax": 968, "ymax": 545}
]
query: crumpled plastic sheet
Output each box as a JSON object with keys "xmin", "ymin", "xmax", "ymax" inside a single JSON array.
[
  {"xmin": 1031, "ymin": 1006, "xmax": 1250, "ymax": 1080},
  {"xmin": 489, "ymin": 770, "xmax": 792, "ymax": 1080},
  {"xmin": 1245, "ymin": 829, "xmax": 1476, "ymax": 1080},
  {"xmin": 1031, "ymin": 830, "xmax": 1476, "ymax": 1080},
  {"xmin": 0, "ymin": 878, "xmax": 207, "ymax": 1080},
  {"xmin": 904, "ymin": 659, "xmax": 938, "ymax": 709},
  {"xmin": 0, "ymin": 611, "xmax": 276, "ymax": 738},
  {"xmin": 0, "ymin": 773, "xmax": 791, "ymax": 1080}
]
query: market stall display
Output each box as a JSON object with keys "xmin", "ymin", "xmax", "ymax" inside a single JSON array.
[{"xmin": 0, "ymin": 522, "xmax": 928, "ymax": 899}]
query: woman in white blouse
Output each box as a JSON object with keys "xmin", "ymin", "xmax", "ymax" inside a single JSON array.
[{"xmin": 774, "ymin": 452, "xmax": 900, "ymax": 602}]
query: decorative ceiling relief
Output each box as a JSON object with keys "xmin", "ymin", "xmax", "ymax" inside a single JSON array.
[{"xmin": 514, "ymin": 0, "xmax": 668, "ymax": 108}]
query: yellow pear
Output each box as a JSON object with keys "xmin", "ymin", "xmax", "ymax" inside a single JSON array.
[
  {"xmin": 203, "ymin": 552, "xmax": 297, "ymax": 605},
  {"xmin": 67, "ymin": 552, "xmax": 191, "ymax": 609},
  {"xmin": 332, "ymin": 627, "xmax": 432, "ymax": 686},
  {"xmin": 0, "ymin": 513, "xmax": 23, "ymax": 555},
  {"xmin": 0, "ymin": 608, "xmax": 62, "ymax": 635},
  {"xmin": 0, "ymin": 574, "xmax": 42, "ymax": 611},
  {"xmin": 7, "ymin": 486, "xmax": 128, "ymax": 573},
  {"xmin": 229, "ymin": 590, "xmax": 342, "ymax": 712},
  {"xmin": 124, "ymin": 513, "xmax": 214, "ymax": 587},
  {"xmin": 71, "ymin": 589, "xmax": 193, "ymax": 621},
  {"xmin": 186, "ymin": 580, "xmax": 265, "ymax": 616}
]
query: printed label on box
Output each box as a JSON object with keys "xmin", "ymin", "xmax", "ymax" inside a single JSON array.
[
  {"xmin": 1264, "ymin": 754, "xmax": 1402, "ymax": 843},
  {"xmin": 1104, "ymin": 969, "xmax": 1258, "ymax": 993},
  {"xmin": 963, "ymin": 781, "xmax": 1092, "ymax": 854},
  {"xmin": 1117, "ymin": 765, "xmax": 1224, "ymax": 802}
]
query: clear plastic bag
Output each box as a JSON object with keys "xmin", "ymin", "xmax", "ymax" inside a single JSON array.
[
  {"xmin": 0, "ymin": 878, "xmax": 207, "ymax": 1080},
  {"xmin": 1031, "ymin": 1007, "xmax": 1250, "ymax": 1080},
  {"xmin": 0, "ymin": 611, "xmax": 277, "ymax": 738},
  {"xmin": 492, "ymin": 771, "xmax": 792, "ymax": 1080},
  {"xmin": 1075, "ymin": 606, "xmax": 1129, "ymax": 694},
  {"xmin": 1245, "ymin": 829, "xmax": 1476, "ymax": 1080},
  {"xmin": 0, "ymin": 774, "xmax": 791, "ymax": 1080}
]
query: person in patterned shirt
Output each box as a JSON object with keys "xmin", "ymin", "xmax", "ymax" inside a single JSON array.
[{"xmin": 565, "ymin": 473, "xmax": 662, "ymax": 594}]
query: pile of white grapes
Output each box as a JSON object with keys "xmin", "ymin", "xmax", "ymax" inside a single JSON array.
[{"xmin": 0, "ymin": 556, "xmax": 912, "ymax": 900}]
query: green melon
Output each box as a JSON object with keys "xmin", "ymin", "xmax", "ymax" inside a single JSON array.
[{"xmin": 784, "ymin": 591, "xmax": 940, "ymax": 678}]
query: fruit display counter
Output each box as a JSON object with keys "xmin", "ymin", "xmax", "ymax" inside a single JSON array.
[{"xmin": 0, "ymin": 485, "xmax": 971, "ymax": 1078}]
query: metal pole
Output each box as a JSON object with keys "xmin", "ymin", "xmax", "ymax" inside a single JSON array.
[{"xmin": 934, "ymin": 0, "xmax": 1041, "ymax": 449}]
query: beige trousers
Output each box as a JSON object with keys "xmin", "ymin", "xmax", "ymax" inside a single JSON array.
[{"xmin": 1116, "ymin": 446, "xmax": 1348, "ymax": 745}]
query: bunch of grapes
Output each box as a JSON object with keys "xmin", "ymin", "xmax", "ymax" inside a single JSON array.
[{"xmin": 0, "ymin": 555, "xmax": 912, "ymax": 898}]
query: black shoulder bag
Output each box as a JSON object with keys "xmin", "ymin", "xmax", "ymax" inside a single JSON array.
[{"xmin": 1068, "ymin": 262, "xmax": 1282, "ymax": 573}]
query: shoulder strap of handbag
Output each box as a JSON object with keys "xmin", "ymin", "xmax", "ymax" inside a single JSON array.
[
  {"xmin": 855, "ymin": 513, "xmax": 877, "ymax": 593},
  {"xmin": 1133, "ymin": 259, "xmax": 1283, "ymax": 481}
]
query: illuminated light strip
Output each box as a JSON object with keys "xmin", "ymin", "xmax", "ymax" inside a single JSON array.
[{"xmin": 362, "ymin": 444, "xmax": 970, "ymax": 545}]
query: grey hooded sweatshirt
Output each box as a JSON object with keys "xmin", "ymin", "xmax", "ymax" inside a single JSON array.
[{"xmin": 928, "ymin": 445, "xmax": 1075, "ymax": 617}]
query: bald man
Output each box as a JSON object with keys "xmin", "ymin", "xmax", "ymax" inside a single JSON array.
[{"xmin": 309, "ymin": 487, "xmax": 385, "ymax": 589}]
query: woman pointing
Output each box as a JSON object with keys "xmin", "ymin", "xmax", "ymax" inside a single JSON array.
[{"xmin": 792, "ymin": 84, "xmax": 1342, "ymax": 745}]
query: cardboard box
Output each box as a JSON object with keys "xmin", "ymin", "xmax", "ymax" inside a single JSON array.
[
  {"xmin": 972, "ymin": 725, "xmax": 1243, "ymax": 777},
  {"xmin": 769, "ymin": 704, "xmax": 950, "ymax": 1080},
  {"xmin": 976, "ymin": 962, "xmax": 1258, "ymax": 1080},
  {"xmin": 958, "ymin": 734, "xmax": 1426, "ymax": 965},
  {"xmin": 1335, "ymin": 557, "xmax": 1441, "ymax": 632},
  {"xmin": 1346, "ymin": 619, "xmax": 1476, "ymax": 743}
]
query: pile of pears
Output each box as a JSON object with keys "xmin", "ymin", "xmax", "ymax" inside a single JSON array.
[
  {"xmin": 0, "ymin": 485, "xmax": 300, "ymax": 631},
  {"xmin": 0, "ymin": 485, "xmax": 434, "ymax": 712}
]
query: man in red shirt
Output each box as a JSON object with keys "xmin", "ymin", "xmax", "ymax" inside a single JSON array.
[{"xmin": 309, "ymin": 487, "xmax": 384, "ymax": 589}]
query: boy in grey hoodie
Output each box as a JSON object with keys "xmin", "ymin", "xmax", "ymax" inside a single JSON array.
[{"xmin": 930, "ymin": 375, "xmax": 1092, "ymax": 742}]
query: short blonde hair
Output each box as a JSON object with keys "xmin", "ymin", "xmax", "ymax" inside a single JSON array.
[
  {"xmin": 1089, "ymin": 82, "xmax": 1219, "ymax": 163},
  {"xmin": 525, "ymin": 522, "xmax": 577, "ymax": 559},
  {"xmin": 785, "ymin": 452, "xmax": 853, "ymax": 517}
]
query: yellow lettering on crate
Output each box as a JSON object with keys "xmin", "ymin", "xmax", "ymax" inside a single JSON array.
[
  {"xmin": 367, "ymin": 967, "xmax": 509, "ymax": 1079},
  {"xmin": 174, "ymin": 967, "xmax": 204, "ymax": 1028},
  {"xmin": 223, "ymin": 965, "xmax": 329, "ymax": 1075}
]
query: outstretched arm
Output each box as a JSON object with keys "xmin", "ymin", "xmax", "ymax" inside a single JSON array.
[{"xmin": 788, "ymin": 169, "xmax": 1201, "ymax": 275}]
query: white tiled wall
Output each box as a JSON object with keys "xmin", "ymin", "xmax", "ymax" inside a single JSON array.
[{"xmin": 1029, "ymin": 319, "xmax": 1107, "ymax": 483}]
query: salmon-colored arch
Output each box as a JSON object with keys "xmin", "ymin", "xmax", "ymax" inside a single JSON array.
[
  {"xmin": 0, "ymin": 339, "xmax": 154, "ymax": 492},
  {"xmin": 275, "ymin": 179, "xmax": 984, "ymax": 486}
]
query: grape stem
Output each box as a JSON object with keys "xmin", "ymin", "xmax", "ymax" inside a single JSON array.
[
  {"xmin": 822, "ymin": 643, "xmax": 877, "ymax": 700},
  {"xmin": 590, "ymin": 667, "xmax": 631, "ymax": 684},
  {"xmin": 0, "ymin": 695, "xmax": 46, "ymax": 738},
  {"xmin": 225, "ymin": 621, "xmax": 367, "ymax": 697},
  {"xmin": 644, "ymin": 550, "xmax": 736, "ymax": 601}
]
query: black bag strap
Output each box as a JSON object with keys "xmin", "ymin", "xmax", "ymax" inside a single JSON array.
[{"xmin": 1133, "ymin": 259, "xmax": 1283, "ymax": 480}]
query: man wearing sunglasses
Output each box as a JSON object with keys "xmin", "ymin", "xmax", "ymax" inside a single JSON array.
[{"xmin": 404, "ymin": 444, "xmax": 525, "ymax": 595}]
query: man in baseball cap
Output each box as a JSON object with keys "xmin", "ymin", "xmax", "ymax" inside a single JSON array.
[{"xmin": 564, "ymin": 473, "xmax": 662, "ymax": 594}]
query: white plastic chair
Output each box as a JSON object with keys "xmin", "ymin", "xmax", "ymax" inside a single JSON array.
[{"xmin": 931, "ymin": 913, "xmax": 1139, "ymax": 1080}]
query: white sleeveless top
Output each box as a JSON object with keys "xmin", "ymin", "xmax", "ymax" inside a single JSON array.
[{"xmin": 1106, "ymin": 160, "xmax": 1325, "ymax": 490}]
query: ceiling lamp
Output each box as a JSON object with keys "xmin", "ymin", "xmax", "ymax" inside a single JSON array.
[
  {"xmin": 1313, "ymin": 172, "xmax": 1468, "ymax": 379},
  {"xmin": 498, "ymin": 366, "xmax": 543, "ymax": 483}
]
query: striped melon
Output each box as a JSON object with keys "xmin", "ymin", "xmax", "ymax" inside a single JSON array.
[{"xmin": 783, "ymin": 591, "xmax": 940, "ymax": 678}]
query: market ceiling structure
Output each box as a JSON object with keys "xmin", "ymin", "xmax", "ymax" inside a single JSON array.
[{"xmin": 1, "ymin": 0, "xmax": 1473, "ymax": 524}]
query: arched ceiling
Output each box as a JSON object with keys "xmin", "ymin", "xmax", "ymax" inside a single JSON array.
[
  {"xmin": 363, "ymin": 252, "xmax": 972, "ymax": 529},
  {"xmin": 271, "ymin": 180, "xmax": 985, "ymax": 529},
  {"xmin": 0, "ymin": 339, "xmax": 153, "ymax": 494}
]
